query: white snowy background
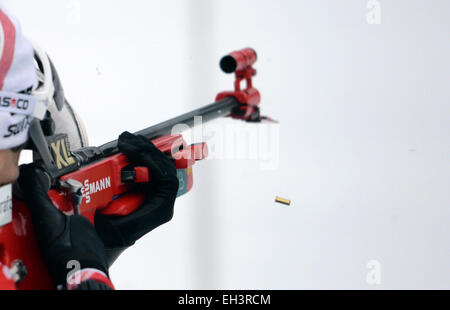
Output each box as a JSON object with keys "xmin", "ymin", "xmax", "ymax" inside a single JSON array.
[{"xmin": 4, "ymin": 0, "xmax": 449, "ymax": 289}]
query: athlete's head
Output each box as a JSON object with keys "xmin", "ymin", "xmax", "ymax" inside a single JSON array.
[
  {"xmin": 0, "ymin": 7, "xmax": 38, "ymax": 185},
  {"xmin": 0, "ymin": 6, "xmax": 90, "ymax": 187}
]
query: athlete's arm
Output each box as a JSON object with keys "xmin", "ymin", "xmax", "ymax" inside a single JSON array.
[{"xmin": 18, "ymin": 164, "xmax": 114, "ymax": 290}]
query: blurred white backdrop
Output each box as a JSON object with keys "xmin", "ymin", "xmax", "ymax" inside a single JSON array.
[{"xmin": 3, "ymin": 0, "xmax": 449, "ymax": 289}]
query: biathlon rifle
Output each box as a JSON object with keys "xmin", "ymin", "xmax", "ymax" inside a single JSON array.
[{"xmin": 1, "ymin": 48, "xmax": 271, "ymax": 289}]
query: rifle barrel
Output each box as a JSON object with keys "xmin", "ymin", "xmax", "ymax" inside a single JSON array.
[{"xmin": 99, "ymin": 97, "xmax": 240, "ymax": 156}]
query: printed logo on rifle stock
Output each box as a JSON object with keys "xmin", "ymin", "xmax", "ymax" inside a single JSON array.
[
  {"xmin": 82, "ymin": 177, "xmax": 112, "ymax": 204},
  {"xmin": 47, "ymin": 134, "xmax": 77, "ymax": 170}
]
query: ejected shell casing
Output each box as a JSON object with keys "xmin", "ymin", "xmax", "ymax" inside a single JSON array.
[{"xmin": 275, "ymin": 196, "xmax": 291, "ymax": 206}]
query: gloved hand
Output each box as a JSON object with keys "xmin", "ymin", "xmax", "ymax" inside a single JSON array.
[
  {"xmin": 18, "ymin": 164, "xmax": 110, "ymax": 289},
  {"xmin": 94, "ymin": 132, "xmax": 179, "ymax": 265}
]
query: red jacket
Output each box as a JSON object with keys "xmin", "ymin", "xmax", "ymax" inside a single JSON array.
[{"xmin": 0, "ymin": 263, "xmax": 114, "ymax": 290}]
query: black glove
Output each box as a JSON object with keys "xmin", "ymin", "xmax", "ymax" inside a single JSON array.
[
  {"xmin": 94, "ymin": 132, "xmax": 179, "ymax": 265},
  {"xmin": 18, "ymin": 164, "xmax": 110, "ymax": 289}
]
